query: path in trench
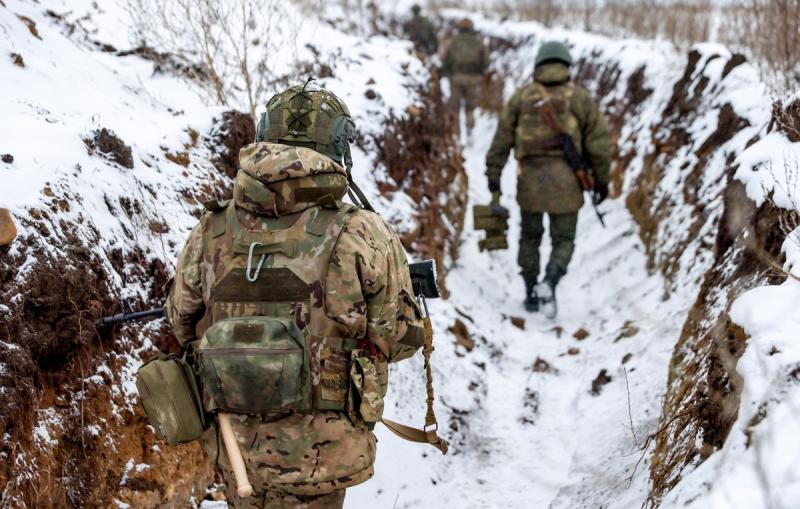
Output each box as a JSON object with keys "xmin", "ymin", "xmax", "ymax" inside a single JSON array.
[{"xmin": 351, "ymin": 112, "xmax": 689, "ymax": 509}]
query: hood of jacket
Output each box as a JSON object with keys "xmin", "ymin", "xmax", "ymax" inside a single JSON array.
[
  {"xmin": 534, "ymin": 62, "xmax": 571, "ymax": 86},
  {"xmin": 233, "ymin": 142, "xmax": 349, "ymax": 217}
]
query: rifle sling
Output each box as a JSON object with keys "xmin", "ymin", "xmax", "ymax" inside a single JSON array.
[
  {"xmin": 533, "ymin": 83, "xmax": 594, "ymax": 191},
  {"xmin": 381, "ymin": 317, "xmax": 449, "ymax": 455}
]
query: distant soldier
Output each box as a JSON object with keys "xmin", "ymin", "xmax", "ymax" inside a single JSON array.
[
  {"xmin": 402, "ymin": 4, "xmax": 438, "ymax": 56},
  {"xmin": 484, "ymin": 41, "xmax": 611, "ymax": 317},
  {"xmin": 166, "ymin": 83, "xmax": 428, "ymax": 508},
  {"xmin": 442, "ymin": 17, "xmax": 489, "ymax": 133}
]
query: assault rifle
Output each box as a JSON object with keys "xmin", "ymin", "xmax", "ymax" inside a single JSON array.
[
  {"xmin": 95, "ymin": 261, "xmax": 440, "ymax": 328},
  {"xmin": 534, "ymin": 93, "xmax": 606, "ymax": 227}
]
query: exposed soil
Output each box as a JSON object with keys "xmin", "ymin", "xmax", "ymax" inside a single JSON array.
[
  {"xmin": 85, "ymin": 128, "xmax": 134, "ymax": 169},
  {"xmin": 209, "ymin": 110, "xmax": 256, "ymax": 179}
]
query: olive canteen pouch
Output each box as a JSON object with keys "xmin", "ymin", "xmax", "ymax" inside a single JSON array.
[
  {"xmin": 136, "ymin": 353, "xmax": 206, "ymax": 445},
  {"xmin": 197, "ymin": 316, "xmax": 311, "ymax": 414}
]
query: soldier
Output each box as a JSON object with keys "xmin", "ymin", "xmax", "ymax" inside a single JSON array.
[
  {"xmin": 166, "ymin": 83, "xmax": 427, "ymax": 508},
  {"xmin": 484, "ymin": 41, "xmax": 611, "ymax": 317},
  {"xmin": 402, "ymin": 4, "xmax": 438, "ymax": 56},
  {"xmin": 442, "ymin": 17, "xmax": 489, "ymax": 134}
]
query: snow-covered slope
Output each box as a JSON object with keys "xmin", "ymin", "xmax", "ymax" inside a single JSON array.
[{"xmin": 2, "ymin": 2, "xmax": 799, "ymax": 509}]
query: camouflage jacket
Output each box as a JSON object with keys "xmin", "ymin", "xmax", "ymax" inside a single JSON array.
[
  {"xmin": 403, "ymin": 14, "xmax": 438, "ymax": 55},
  {"xmin": 485, "ymin": 63, "xmax": 611, "ymax": 191},
  {"xmin": 166, "ymin": 142, "xmax": 424, "ymax": 494},
  {"xmin": 442, "ymin": 30, "xmax": 489, "ymax": 76}
]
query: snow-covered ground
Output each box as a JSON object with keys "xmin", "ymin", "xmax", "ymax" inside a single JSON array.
[
  {"xmin": 348, "ymin": 108, "xmax": 690, "ymax": 508},
  {"xmin": 3, "ymin": 1, "xmax": 800, "ymax": 508}
]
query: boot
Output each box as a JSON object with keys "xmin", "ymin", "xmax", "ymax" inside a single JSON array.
[
  {"xmin": 535, "ymin": 264, "xmax": 564, "ymax": 319},
  {"xmin": 523, "ymin": 276, "xmax": 538, "ymax": 312}
]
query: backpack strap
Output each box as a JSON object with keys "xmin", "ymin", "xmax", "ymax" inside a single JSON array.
[{"xmin": 381, "ymin": 316, "xmax": 449, "ymax": 455}]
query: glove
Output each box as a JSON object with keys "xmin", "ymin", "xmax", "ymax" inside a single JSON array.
[
  {"xmin": 487, "ymin": 177, "xmax": 501, "ymax": 193},
  {"xmin": 593, "ymin": 181, "xmax": 609, "ymax": 204},
  {"xmin": 490, "ymin": 191, "xmax": 509, "ymax": 217}
]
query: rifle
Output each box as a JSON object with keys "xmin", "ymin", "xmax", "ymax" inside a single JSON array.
[
  {"xmin": 534, "ymin": 92, "xmax": 606, "ymax": 227},
  {"xmin": 95, "ymin": 303, "xmax": 165, "ymax": 328},
  {"xmin": 96, "ymin": 260, "xmax": 439, "ymax": 328}
]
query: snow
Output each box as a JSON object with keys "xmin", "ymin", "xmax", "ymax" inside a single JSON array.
[
  {"xmin": 349, "ymin": 102, "xmax": 682, "ymax": 509},
  {"xmin": 3, "ymin": 1, "xmax": 800, "ymax": 508}
]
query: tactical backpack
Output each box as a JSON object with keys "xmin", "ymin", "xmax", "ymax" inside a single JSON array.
[
  {"xmin": 514, "ymin": 82, "xmax": 582, "ymax": 160},
  {"xmin": 195, "ymin": 197, "xmax": 448, "ymax": 454},
  {"xmin": 445, "ymin": 32, "xmax": 487, "ymax": 75}
]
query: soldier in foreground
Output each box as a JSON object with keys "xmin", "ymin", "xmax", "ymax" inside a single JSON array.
[
  {"xmin": 165, "ymin": 84, "xmax": 429, "ymax": 508},
  {"xmin": 442, "ymin": 17, "xmax": 489, "ymax": 135},
  {"xmin": 485, "ymin": 41, "xmax": 611, "ymax": 317},
  {"xmin": 402, "ymin": 4, "xmax": 438, "ymax": 56}
]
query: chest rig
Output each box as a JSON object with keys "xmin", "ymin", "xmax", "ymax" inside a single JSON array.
[
  {"xmin": 198, "ymin": 201, "xmax": 358, "ymax": 413},
  {"xmin": 515, "ymin": 82, "xmax": 582, "ymax": 159}
]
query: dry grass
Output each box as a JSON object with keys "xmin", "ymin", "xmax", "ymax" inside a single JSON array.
[
  {"xmin": 719, "ymin": 0, "xmax": 800, "ymax": 95},
  {"xmin": 428, "ymin": 0, "xmax": 798, "ymax": 94}
]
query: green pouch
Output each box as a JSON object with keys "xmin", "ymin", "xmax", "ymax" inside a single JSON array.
[
  {"xmin": 198, "ymin": 316, "xmax": 311, "ymax": 414},
  {"xmin": 348, "ymin": 350, "xmax": 386, "ymax": 424},
  {"xmin": 136, "ymin": 353, "xmax": 206, "ymax": 445}
]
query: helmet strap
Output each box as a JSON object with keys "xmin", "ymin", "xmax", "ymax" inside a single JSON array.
[{"xmin": 344, "ymin": 144, "xmax": 375, "ymax": 212}]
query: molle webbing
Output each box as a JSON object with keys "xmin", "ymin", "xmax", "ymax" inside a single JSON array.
[{"xmin": 201, "ymin": 203, "xmax": 357, "ymax": 412}]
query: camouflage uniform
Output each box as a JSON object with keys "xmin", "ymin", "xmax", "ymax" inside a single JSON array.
[
  {"xmin": 402, "ymin": 6, "xmax": 438, "ymax": 56},
  {"xmin": 166, "ymin": 142, "xmax": 425, "ymax": 508},
  {"xmin": 442, "ymin": 19, "xmax": 489, "ymax": 132},
  {"xmin": 485, "ymin": 58, "xmax": 610, "ymax": 298}
]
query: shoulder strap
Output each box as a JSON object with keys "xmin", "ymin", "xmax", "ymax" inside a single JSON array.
[{"xmin": 381, "ymin": 316, "xmax": 449, "ymax": 455}]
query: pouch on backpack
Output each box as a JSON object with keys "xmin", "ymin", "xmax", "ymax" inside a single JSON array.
[
  {"xmin": 348, "ymin": 350, "xmax": 388, "ymax": 424},
  {"xmin": 197, "ymin": 316, "xmax": 311, "ymax": 414},
  {"xmin": 137, "ymin": 352, "xmax": 206, "ymax": 445}
]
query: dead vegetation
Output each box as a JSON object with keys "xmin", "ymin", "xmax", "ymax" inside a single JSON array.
[
  {"xmin": 371, "ymin": 75, "xmax": 468, "ymax": 295},
  {"xmin": 128, "ymin": 0, "xmax": 301, "ymax": 120},
  {"xmin": 431, "ymin": 0, "xmax": 799, "ymax": 93}
]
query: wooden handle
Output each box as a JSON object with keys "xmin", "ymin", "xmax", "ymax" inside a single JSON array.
[{"xmin": 218, "ymin": 412, "xmax": 254, "ymax": 498}]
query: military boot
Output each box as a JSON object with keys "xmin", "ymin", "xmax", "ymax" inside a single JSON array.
[
  {"xmin": 523, "ymin": 276, "xmax": 538, "ymax": 312},
  {"xmin": 535, "ymin": 264, "xmax": 564, "ymax": 319}
]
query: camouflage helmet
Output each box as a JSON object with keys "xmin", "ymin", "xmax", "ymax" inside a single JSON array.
[
  {"xmin": 256, "ymin": 81, "xmax": 356, "ymax": 169},
  {"xmin": 456, "ymin": 18, "xmax": 474, "ymax": 30},
  {"xmin": 411, "ymin": 4, "xmax": 421, "ymax": 15},
  {"xmin": 535, "ymin": 41, "xmax": 573, "ymax": 68}
]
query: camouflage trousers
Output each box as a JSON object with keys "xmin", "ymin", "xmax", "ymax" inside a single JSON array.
[
  {"xmin": 518, "ymin": 211, "xmax": 577, "ymax": 282},
  {"xmin": 220, "ymin": 477, "xmax": 346, "ymax": 509},
  {"xmin": 449, "ymin": 73, "xmax": 483, "ymax": 131}
]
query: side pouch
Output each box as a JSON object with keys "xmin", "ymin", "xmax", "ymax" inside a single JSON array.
[
  {"xmin": 348, "ymin": 350, "xmax": 385, "ymax": 425},
  {"xmin": 137, "ymin": 353, "xmax": 206, "ymax": 446},
  {"xmin": 197, "ymin": 316, "xmax": 311, "ymax": 414}
]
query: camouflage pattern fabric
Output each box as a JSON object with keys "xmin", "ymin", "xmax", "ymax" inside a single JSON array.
[
  {"xmin": 449, "ymin": 73, "xmax": 483, "ymax": 131},
  {"xmin": 442, "ymin": 30, "xmax": 489, "ymax": 76},
  {"xmin": 203, "ymin": 412, "xmax": 375, "ymax": 498},
  {"xmin": 166, "ymin": 142, "xmax": 425, "ymax": 496},
  {"xmin": 403, "ymin": 14, "xmax": 438, "ymax": 55},
  {"xmin": 222, "ymin": 486, "xmax": 345, "ymax": 509},
  {"xmin": 518, "ymin": 211, "xmax": 578, "ymax": 282},
  {"xmin": 485, "ymin": 62, "xmax": 611, "ymax": 214}
]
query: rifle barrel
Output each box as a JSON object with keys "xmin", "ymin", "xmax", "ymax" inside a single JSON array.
[{"xmin": 96, "ymin": 307, "xmax": 165, "ymax": 328}]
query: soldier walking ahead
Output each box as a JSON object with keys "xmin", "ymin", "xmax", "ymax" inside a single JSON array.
[
  {"xmin": 485, "ymin": 41, "xmax": 611, "ymax": 317},
  {"xmin": 442, "ymin": 18, "xmax": 489, "ymax": 134},
  {"xmin": 402, "ymin": 4, "xmax": 438, "ymax": 56},
  {"xmin": 166, "ymin": 84, "xmax": 428, "ymax": 508}
]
